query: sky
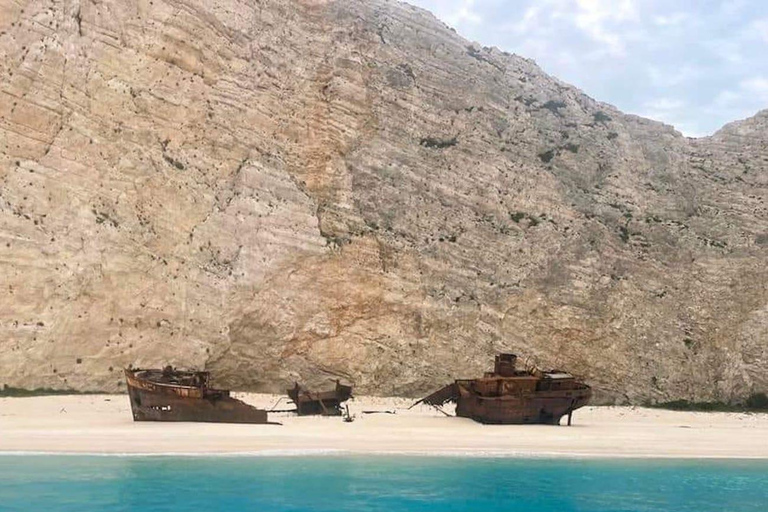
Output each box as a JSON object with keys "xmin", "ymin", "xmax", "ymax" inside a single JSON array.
[{"xmin": 406, "ymin": 0, "xmax": 768, "ymax": 137}]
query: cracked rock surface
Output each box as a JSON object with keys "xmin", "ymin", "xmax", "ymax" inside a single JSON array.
[{"xmin": 1, "ymin": 0, "xmax": 766, "ymax": 403}]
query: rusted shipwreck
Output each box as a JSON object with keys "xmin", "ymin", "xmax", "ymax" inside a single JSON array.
[
  {"xmin": 125, "ymin": 367, "xmax": 270, "ymax": 424},
  {"xmin": 415, "ymin": 354, "xmax": 591, "ymax": 425},
  {"xmin": 287, "ymin": 380, "xmax": 353, "ymax": 416}
]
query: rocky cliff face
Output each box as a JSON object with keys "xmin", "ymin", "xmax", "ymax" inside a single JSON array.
[{"xmin": 1, "ymin": 0, "xmax": 766, "ymax": 403}]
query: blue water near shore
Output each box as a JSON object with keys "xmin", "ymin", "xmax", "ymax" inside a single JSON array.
[{"xmin": 0, "ymin": 455, "xmax": 766, "ymax": 512}]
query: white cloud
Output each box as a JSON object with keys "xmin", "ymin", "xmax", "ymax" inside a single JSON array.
[
  {"xmin": 714, "ymin": 89, "xmax": 740, "ymax": 108},
  {"xmin": 506, "ymin": 0, "xmax": 641, "ymax": 56},
  {"xmin": 751, "ymin": 19, "xmax": 768, "ymax": 43},
  {"xmin": 511, "ymin": 4, "xmax": 543, "ymax": 34},
  {"xmin": 443, "ymin": 0, "xmax": 482, "ymax": 26},
  {"xmin": 719, "ymin": 0, "xmax": 748, "ymax": 18},
  {"xmin": 644, "ymin": 97, "xmax": 686, "ymax": 111},
  {"xmin": 705, "ymin": 79, "xmax": 768, "ymax": 129},
  {"xmin": 647, "ymin": 64, "xmax": 702, "ymax": 88},
  {"xmin": 414, "ymin": 0, "xmax": 482, "ymax": 29},
  {"xmin": 636, "ymin": 98, "xmax": 707, "ymax": 137},
  {"xmin": 652, "ymin": 13, "xmax": 689, "ymax": 27},
  {"xmin": 637, "ymin": 97, "xmax": 687, "ymax": 128},
  {"xmin": 572, "ymin": 0, "xmax": 639, "ymax": 56},
  {"xmin": 576, "ymin": 0, "xmax": 638, "ymax": 23},
  {"xmin": 740, "ymin": 77, "xmax": 768, "ymax": 100},
  {"xmin": 507, "ymin": 0, "xmax": 570, "ymax": 34},
  {"xmin": 671, "ymin": 123, "xmax": 708, "ymax": 138},
  {"xmin": 705, "ymin": 38, "xmax": 745, "ymax": 65}
]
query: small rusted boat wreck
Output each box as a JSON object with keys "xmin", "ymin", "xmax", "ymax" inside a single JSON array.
[
  {"xmin": 125, "ymin": 367, "xmax": 270, "ymax": 424},
  {"xmin": 287, "ymin": 380, "xmax": 353, "ymax": 416},
  {"xmin": 414, "ymin": 354, "xmax": 591, "ymax": 425}
]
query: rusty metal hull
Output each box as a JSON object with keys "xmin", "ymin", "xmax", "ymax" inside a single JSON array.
[
  {"xmin": 455, "ymin": 386, "xmax": 592, "ymax": 425},
  {"xmin": 287, "ymin": 380, "xmax": 353, "ymax": 416},
  {"xmin": 125, "ymin": 369, "xmax": 268, "ymax": 424},
  {"xmin": 416, "ymin": 354, "xmax": 592, "ymax": 425}
]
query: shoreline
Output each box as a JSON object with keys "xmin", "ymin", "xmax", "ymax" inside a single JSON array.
[
  {"xmin": 2, "ymin": 394, "xmax": 767, "ymax": 459},
  {"xmin": 3, "ymin": 451, "xmax": 768, "ymax": 461}
]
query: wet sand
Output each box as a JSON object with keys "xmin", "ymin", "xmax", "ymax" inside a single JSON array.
[{"xmin": 1, "ymin": 394, "xmax": 767, "ymax": 458}]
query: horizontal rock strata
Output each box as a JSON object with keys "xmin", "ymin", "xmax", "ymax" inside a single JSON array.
[{"xmin": 1, "ymin": 0, "xmax": 766, "ymax": 403}]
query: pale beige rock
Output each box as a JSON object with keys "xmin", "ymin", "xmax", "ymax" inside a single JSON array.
[{"xmin": 0, "ymin": 0, "xmax": 766, "ymax": 404}]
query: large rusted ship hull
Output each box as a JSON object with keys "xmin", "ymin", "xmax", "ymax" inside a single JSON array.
[
  {"xmin": 416, "ymin": 354, "xmax": 592, "ymax": 425},
  {"xmin": 455, "ymin": 387, "xmax": 592, "ymax": 425},
  {"xmin": 125, "ymin": 369, "xmax": 268, "ymax": 424}
]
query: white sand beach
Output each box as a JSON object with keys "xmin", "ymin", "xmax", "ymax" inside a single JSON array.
[{"xmin": 1, "ymin": 394, "xmax": 767, "ymax": 458}]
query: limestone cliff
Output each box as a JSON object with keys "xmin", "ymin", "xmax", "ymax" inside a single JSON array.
[{"xmin": 1, "ymin": 0, "xmax": 766, "ymax": 403}]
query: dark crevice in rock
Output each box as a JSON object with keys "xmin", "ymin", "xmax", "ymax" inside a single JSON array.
[
  {"xmin": 538, "ymin": 149, "xmax": 555, "ymax": 163},
  {"xmin": 163, "ymin": 154, "xmax": 185, "ymax": 170},
  {"xmin": 466, "ymin": 46, "xmax": 504, "ymax": 72},
  {"xmin": 593, "ymin": 111, "xmax": 612, "ymax": 124},
  {"xmin": 541, "ymin": 100, "xmax": 567, "ymax": 116},
  {"xmin": 91, "ymin": 208, "xmax": 119, "ymax": 228},
  {"xmin": 420, "ymin": 136, "xmax": 457, "ymax": 149},
  {"xmin": 74, "ymin": 8, "xmax": 83, "ymax": 37}
]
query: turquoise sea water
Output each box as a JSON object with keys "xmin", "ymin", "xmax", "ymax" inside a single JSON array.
[{"xmin": 0, "ymin": 455, "xmax": 766, "ymax": 512}]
